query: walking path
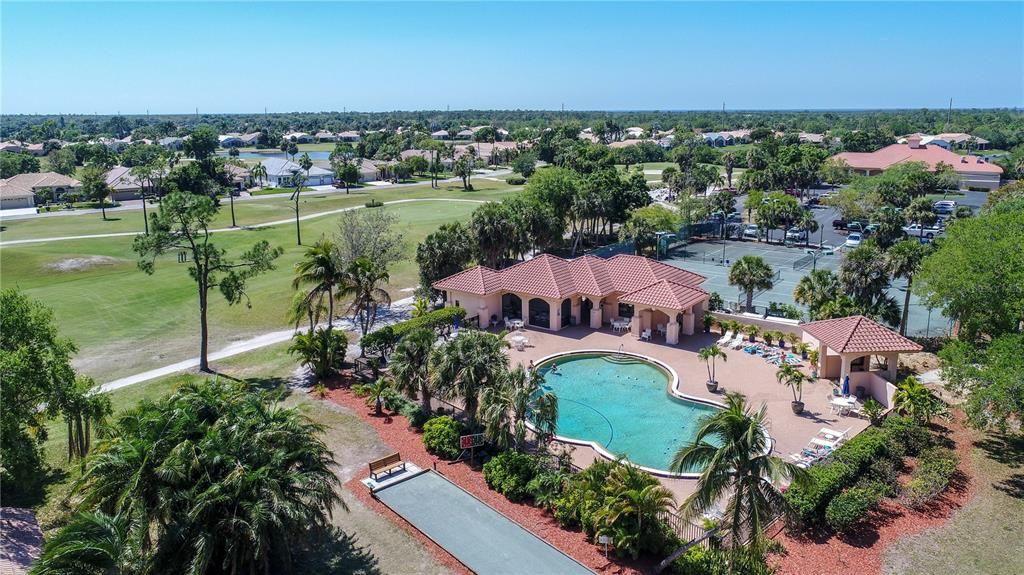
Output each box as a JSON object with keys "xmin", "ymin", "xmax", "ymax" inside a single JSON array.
[
  {"xmin": 1, "ymin": 198, "xmax": 487, "ymax": 247},
  {"xmin": 98, "ymin": 296, "xmax": 416, "ymax": 393}
]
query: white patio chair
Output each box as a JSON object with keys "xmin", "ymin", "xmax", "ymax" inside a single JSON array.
[
  {"xmin": 656, "ymin": 323, "xmax": 666, "ymax": 336},
  {"xmin": 716, "ymin": 330, "xmax": 733, "ymax": 345},
  {"xmin": 640, "ymin": 329, "xmax": 652, "ymax": 341}
]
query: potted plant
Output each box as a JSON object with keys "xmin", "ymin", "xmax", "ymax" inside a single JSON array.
[
  {"xmin": 762, "ymin": 330, "xmax": 775, "ymax": 346},
  {"xmin": 703, "ymin": 314, "xmax": 714, "ymax": 334},
  {"xmin": 808, "ymin": 348, "xmax": 820, "ymax": 379},
  {"xmin": 794, "ymin": 341, "xmax": 810, "ymax": 360},
  {"xmin": 861, "ymin": 398, "xmax": 885, "ymax": 426},
  {"xmin": 698, "ymin": 345, "xmax": 727, "ymax": 393},
  {"xmin": 785, "ymin": 332, "xmax": 801, "ymax": 350},
  {"xmin": 776, "ymin": 364, "xmax": 806, "ymax": 414},
  {"xmin": 742, "ymin": 324, "xmax": 760, "ymax": 343}
]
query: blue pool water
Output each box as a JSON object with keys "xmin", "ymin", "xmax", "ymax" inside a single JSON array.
[{"xmin": 535, "ymin": 353, "xmax": 720, "ymax": 473}]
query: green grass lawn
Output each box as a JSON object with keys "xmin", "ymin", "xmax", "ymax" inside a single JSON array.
[
  {"xmin": 882, "ymin": 433, "xmax": 1024, "ymax": 575},
  {"xmin": 0, "ymin": 179, "xmax": 516, "ymax": 242},
  {"xmin": 248, "ymin": 186, "xmax": 316, "ymax": 196},
  {"xmin": 1, "ymin": 197, "xmax": 495, "ymax": 382}
]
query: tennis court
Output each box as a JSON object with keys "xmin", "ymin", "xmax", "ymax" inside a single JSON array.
[{"xmin": 372, "ymin": 470, "xmax": 593, "ymax": 575}]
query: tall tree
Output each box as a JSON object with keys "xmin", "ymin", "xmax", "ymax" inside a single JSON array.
[
  {"xmin": 298, "ymin": 152, "xmax": 313, "ymax": 176},
  {"xmin": 480, "ymin": 365, "xmax": 558, "ymax": 450},
  {"xmin": 729, "ymin": 256, "xmax": 775, "ymax": 312},
  {"xmin": 885, "ymin": 239, "xmax": 930, "ymax": 335},
  {"xmin": 389, "ymin": 328, "xmax": 436, "ymax": 413},
  {"xmin": 430, "ymin": 330, "xmax": 508, "ymax": 427},
  {"xmin": 289, "ymin": 170, "xmax": 307, "ymax": 245},
  {"xmin": 793, "ymin": 269, "xmax": 840, "ymax": 320},
  {"xmin": 672, "ymin": 392, "xmax": 805, "ymax": 552},
  {"xmin": 338, "ymin": 257, "xmax": 391, "ymax": 336},
  {"xmin": 415, "ymin": 222, "xmax": 477, "ymax": 300},
  {"xmin": 618, "ymin": 205, "xmax": 681, "ymax": 256},
  {"xmin": 133, "ymin": 192, "xmax": 282, "ymax": 372},
  {"xmin": 78, "ymin": 165, "xmax": 111, "ymax": 220},
  {"xmin": 293, "ymin": 238, "xmax": 344, "ymax": 330}
]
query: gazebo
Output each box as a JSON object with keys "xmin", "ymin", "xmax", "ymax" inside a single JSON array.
[{"xmin": 801, "ymin": 315, "xmax": 922, "ymax": 404}]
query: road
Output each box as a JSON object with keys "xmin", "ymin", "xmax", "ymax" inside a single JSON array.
[{"xmin": 0, "ymin": 197, "xmax": 489, "ymax": 246}]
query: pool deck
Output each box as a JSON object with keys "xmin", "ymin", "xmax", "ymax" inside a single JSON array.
[{"xmin": 506, "ymin": 326, "xmax": 870, "ymax": 502}]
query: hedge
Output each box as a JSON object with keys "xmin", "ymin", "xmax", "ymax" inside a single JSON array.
[
  {"xmin": 785, "ymin": 427, "xmax": 892, "ymax": 525},
  {"xmin": 482, "ymin": 451, "xmax": 541, "ymax": 502},
  {"xmin": 391, "ymin": 306, "xmax": 467, "ymax": 339},
  {"xmin": 904, "ymin": 447, "xmax": 959, "ymax": 508},
  {"xmin": 825, "ymin": 485, "xmax": 882, "ymax": 533},
  {"xmin": 882, "ymin": 415, "xmax": 932, "ymax": 456},
  {"xmin": 506, "ymin": 176, "xmax": 527, "ymax": 185},
  {"xmin": 422, "ymin": 416, "xmax": 464, "ymax": 460}
]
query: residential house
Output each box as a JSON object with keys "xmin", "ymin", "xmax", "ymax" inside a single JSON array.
[
  {"xmin": 0, "ymin": 172, "xmax": 81, "ymax": 209},
  {"xmin": 721, "ymin": 129, "xmax": 751, "ymax": 143},
  {"xmin": 24, "ymin": 143, "xmax": 47, "ymax": 156},
  {"xmin": 832, "ymin": 136, "xmax": 1003, "ymax": 190},
  {"xmin": 496, "ymin": 128, "xmax": 510, "ymax": 139},
  {"xmin": 607, "ymin": 139, "xmax": 656, "ymax": 149},
  {"xmin": 282, "ymin": 132, "xmax": 313, "ymax": 143},
  {"xmin": 624, "ymin": 127, "xmax": 646, "ymax": 139},
  {"xmin": 701, "ymin": 132, "xmax": 735, "ymax": 147},
  {"xmin": 239, "ymin": 132, "xmax": 261, "ymax": 147},
  {"xmin": 0, "ymin": 141, "xmax": 26, "ymax": 153},
  {"xmin": 455, "ymin": 141, "xmax": 520, "ymax": 163},
  {"xmin": 455, "ymin": 128, "xmax": 475, "ymax": 140},
  {"xmin": 104, "ymin": 166, "xmax": 145, "ymax": 201},
  {"xmin": 218, "ymin": 133, "xmax": 245, "ymax": 147},
  {"xmin": 159, "ymin": 137, "xmax": 184, "ymax": 150},
  {"xmin": 316, "ymin": 131, "xmax": 337, "ymax": 142},
  {"xmin": 400, "ymin": 149, "xmax": 452, "ymax": 169},
  {"xmin": 798, "ymin": 132, "xmax": 826, "ymax": 144},
  {"xmin": 431, "ymin": 130, "xmax": 450, "ymax": 140},
  {"xmin": 337, "ymin": 130, "xmax": 361, "ymax": 142},
  {"xmin": 897, "ymin": 133, "xmax": 989, "ymax": 151},
  {"xmin": 224, "ymin": 164, "xmax": 253, "ymax": 190},
  {"xmin": 260, "ymin": 157, "xmax": 334, "ymax": 187},
  {"xmin": 354, "ymin": 158, "xmax": 381, "ymax": 182}
]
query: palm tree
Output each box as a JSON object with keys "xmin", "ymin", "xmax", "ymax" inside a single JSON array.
[
  {"xmin": 798, "ymin": 210, "xmax": 819, "ymax": 247},
  {"xmin": 594, "ymin": 462, "xmax": 676, "ymax": 559},
  {"xmin": 290, "ymin": 170, "xmax": 307, "ymax": 245},
  {"xmin": 364, "ymin": 378, "xmax": 393, "ymax": 416},
  {"xmin": 411, "ymin": 297, "xmax": 430, "ymax": 318},
  {"xmin": 338, "ymin": 257, "xmax": 391, "ymax": 336},
  {"xmin": 885, "ymin": 239, "xmax": 930, "ymax": 336},
  {"xmin": 31, "ymin": 512, "xmax": 135, "ymax": 575},
  {"xmin": 251, "ymin": 163, "xmax": 268, "ymax": 187},
  {"xmin": 698, "ymin": 345, "xmax": 727, "ymax": 389},
  {"xmin": 722, "ymin": 152, "xmax": 736, "ymax": 189},
  {"xmin": 793, "ymin": 269, "xmax": 840, "ymax": 320},
  {"xmin": 893, "ymin": 376, "xmax": 945, "ymax": 423},
  {"xmin": 298, "ymin": 152, "xmax": 313, "ymax": 177},
  {"xmin": 63, "ymin": 379, "xmax": 342, "ymax": 574},
  {"xmin": 430, "ymin": 330, "xmax": 508, "ymax": 427},
  {"xmin": 389, "ymin": 327, "xmax": 436, "ymax": 413},
  {"xmin": 839, "ymin": 244, "xmax": 891, "ymax": 310},
  {"xmin": 292, "ymin": 238, "xmax": 344, "ymax": 330},
  {"xmin": 480, "ymin": 365, "xmax": 558, "ymax": 450},
  {"xmin": 288, "ymin": 327, "xmax": 348, "ymax": 382},
  {"xmin": 729, "ymin": 256, "xmax": 775, "ymax": 312},
  {"xmin": 672, "ymin": 392, "xmax": 805, "ymax": 552},
  {"xmin": 775, "ymin": 363, "xmax": 806, "ymax": 413},
  {"xmin": 129, "ymin": 163, "xmax": 156, "ymax": 234},
  {"xmin": 903, "ymin": 196, "xmax": 938, "ymax": 241}
]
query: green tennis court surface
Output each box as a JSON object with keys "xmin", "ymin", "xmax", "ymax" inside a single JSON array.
[{"xmin": 373, "ymin": 470, "xmax": 593, "ymax": 575}]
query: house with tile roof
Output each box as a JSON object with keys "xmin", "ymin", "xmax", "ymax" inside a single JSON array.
[
  {"xmin": 260, "ymin": 158, "xmax": 334, "ymax": 186},
  {"xmin": 831, "ymin": 136, "xmax": 1003, "ymax": 191},
  {"xmin": 0, "ymin": 172, "xmax": 81, "ymax": 209},
  {"xmin": 433, "ymin": 254, "xmax": 710, "ymax": 344},
  {"xmin": 801, "ymin": 315, "xmax": 922, "ymax": 405}
]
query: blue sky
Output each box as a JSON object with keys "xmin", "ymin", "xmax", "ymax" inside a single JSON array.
[{"xmin": 2, "ymin": 2, "xmax": 1022, "ymax": 113}]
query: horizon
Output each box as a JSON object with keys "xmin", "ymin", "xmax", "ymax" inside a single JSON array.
[{"xmin": 3, "ymin": 1, "xmax": 1022, "ymax": 114}]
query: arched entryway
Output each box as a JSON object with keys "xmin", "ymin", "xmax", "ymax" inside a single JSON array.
[
  {"xmin": 502, "ymin": 293, "xmax": 522, "ymax": 320},
  {"xmin": 581, "ymin": 297, "xmax": 593, "ymax": 323},
  {"xmin": 561, "ymin": 298, "xmax": 572, "ymax": 327},
  {"xmin": 528, "ymin": 298, "xmax": 550, "ymax": 328}
]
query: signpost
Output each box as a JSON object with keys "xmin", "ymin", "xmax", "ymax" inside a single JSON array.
[
  {"xmin": 459, "ymin": 433, "xmax": 485, "ymax": 463},
  {"xmin": 597, "ymin": 535, "xmax": 612, "ymax": 558}
]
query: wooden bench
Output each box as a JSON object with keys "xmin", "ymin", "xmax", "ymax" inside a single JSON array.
[{"xmin": 368, "ymin": 452, "xmax": 406, "ymax": 480}]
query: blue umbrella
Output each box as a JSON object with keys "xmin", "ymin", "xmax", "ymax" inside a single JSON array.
[{"xmin": 842, "ymin": 374, "xmax": 850, "ymax": 396}]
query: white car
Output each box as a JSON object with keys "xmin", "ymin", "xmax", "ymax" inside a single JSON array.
[
  {"xmin": 933, "ymin": 200, "xmax": 957, "ymax": 214},
  {"xmin": 902, "ymin": 223, "xmax": 945, "ymax": 239},
  {"xmin": 844, "ymin": 233, "xmax": 863, "ymax": 248},
  {"xmin": 785, "ymin": 227, "xmax": 808, "ymax": 242},
  {"xmin": 742, "ymin": 224, "xmax": 759, "ymax": 239}
]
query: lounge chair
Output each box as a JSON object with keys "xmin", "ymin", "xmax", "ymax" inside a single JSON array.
[
  {"xmin": 730, "ymin": 334, "xmax": 747, "ymax": 349},
  {"xmin": 717, "ymin": 330, "xmax": 734, "ymax": 345},
  {"xmin": 816, "ymin": 427, "xmax": 851, "ymax": 442},
  {"xmin": 640, "ymin": 328, "xmax": 652, "ymax": 341}
]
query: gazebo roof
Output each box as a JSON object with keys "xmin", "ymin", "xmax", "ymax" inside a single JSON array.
[
  {"xmin": 619, "ymin": 280, "xmax": 709, "ymax": 311},
  {"xmin": 802, "ymin": 315, "xmax": 922, "ymax": 354}
]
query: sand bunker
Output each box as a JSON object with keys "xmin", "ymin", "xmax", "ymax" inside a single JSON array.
[{"xmin": 47, "ymin": 256, "xmax": 122, "ymax": 272}]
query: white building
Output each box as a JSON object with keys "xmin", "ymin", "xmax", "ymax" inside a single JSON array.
[{"xmin": 261, "ymin": 158, "xmax": 334, "ymax": 187}]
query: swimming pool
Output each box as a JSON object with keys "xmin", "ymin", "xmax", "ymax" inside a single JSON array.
[{"xmin": 533, "ymin": 351, "xmax": 722, "ymax": 475}]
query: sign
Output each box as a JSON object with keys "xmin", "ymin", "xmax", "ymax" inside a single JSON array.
[{"xmin": 459, "ymin": 433, "xmax": 485, "ymax": 449}]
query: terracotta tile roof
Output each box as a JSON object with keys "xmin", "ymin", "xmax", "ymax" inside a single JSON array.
[
  {"xmin": 433, "ymin": 266, "xmax": 503, "ymax": 295},
  {"xmin": 433, "ymin": 254, "xmax": 707, "ymax": 307},
  {"xmin": 802, "ymin": 315, "xmax": 923, "ymax": 354},
  {"xmin": 619, "ymin": 280, "xmax": 709, "ymax": 311},
  {"xmin": 832, "ymin": 143, "xmax": 1002, "ymax": 174}
]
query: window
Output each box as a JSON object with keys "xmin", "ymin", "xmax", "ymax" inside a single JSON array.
[{"xmin": 618, "ymin": 303, "xmax": 634, "ymax": 318}]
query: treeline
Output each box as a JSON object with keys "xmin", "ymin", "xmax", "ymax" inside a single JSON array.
[{"xmin": 4, "ymin": 108, "xmax": 1022, "ymax": 149}]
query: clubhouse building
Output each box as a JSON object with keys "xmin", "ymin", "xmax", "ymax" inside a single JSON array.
[{"xmin": 433, "ymin": 254, "xmax": 711, "ymax": 344}]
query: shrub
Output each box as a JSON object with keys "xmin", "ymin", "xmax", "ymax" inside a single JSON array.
[
  {"xmin": 671, "ymin": 547, "xmax": 776, "ymax": 575},
  {"xmin": 882, "ymin": 415, "xmax": 931, "ymax": 456},
  {"xmin": 482, "ymin": 451, "xmax": 541, "ymax": 501},
  {"xmin": 527, "ymin": 469, "xmax": 570, "ymax": 510},
  {"xmin": 365, "ymin": 199, "xmax": 383, "ymax": 208},
  {"xmin": 861, "ymin": 398, "xmax": 885, "ymax": 426},
  {"xmin": 825, "ymin": 486, "xmax": 881, "ymax": 533},
  {"xmin": 834, "ymin": 427, "xmax": 890, "ymax": 470},
  {"xmin": 390, "ymin": 306, "xmax": 467, "ymax": 339},
  {"xmin": 505, "ymin": 176, "xmax": 526, "ymax": 185},
  {"xmin": 360, "ymin": 326, "xmax": 397, "ymax": 359},
  {"xmin": 865, "ymin": 458, "xmax": 900, "ymax": 496},
  {"xmin": 904, "ymin": 447, "xmax": 959, "ymax": 508},
  {"xmin": 422, "ymin": 416, "xmax": 464, "ymax": 460},
  {"xmin": 785, "ymin": 461, "xmax": 854, "ymax": 525},
  {"xmin": 398, "ymin": 400, "xmax": 430, "ymax": 429}
]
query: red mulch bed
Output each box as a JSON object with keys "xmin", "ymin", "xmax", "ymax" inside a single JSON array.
[
  {"xmin": 324, "ymin": 373, "xmax": 646, "ymax": 575},
  {"xmin": 770, "ymin": 412, "xmax": 978, "ymax": 575}
]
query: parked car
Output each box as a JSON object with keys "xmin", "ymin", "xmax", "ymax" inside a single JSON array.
[
  {"xmin": 844, "ymin": 233, "xmax": 863, "ymax": 248},
  {"xmin": 903, "ymin": 223, "xmax": 945, "ymax": 239},
  {"xmin": 727, "ymin": 211, "xmax": 742, "ymax": 223},
  {"xmin": 832, "ymin": 218, "xmax": 848, "ymax": 230},
  {"xmin": 785, "ymin": 227, "xmax": 808, "ymax": 242},
  {"xmin": 742, "ymin": 224, "xmax": 760, "ymax": 239},
  {"xmin": 933, "ymin": 200, "xmax": 958, "ymax": 214},
  {"xmin": 832, "ymin": 218, "xmax": 868, "ymax": 231},
  {"xmin": 864, "ymin": 223, "xmax": 879, "ymax": 236}
]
